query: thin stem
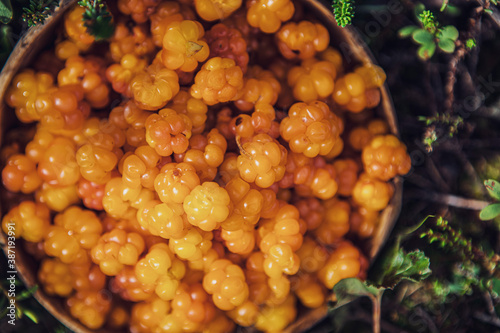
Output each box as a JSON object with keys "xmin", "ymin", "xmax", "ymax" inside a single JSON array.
[{"xmin": 369, "ymin": 290, "xmax": 384, "ymax": 333}]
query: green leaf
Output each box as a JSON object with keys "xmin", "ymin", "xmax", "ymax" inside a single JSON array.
[
  {"xmin": 440, "ymin": 25, "xmax": 459, "ymax": 40},
  {"xmin": 484, "ymin": 179, "xmax": 500, "ymax": 200},
  {"xmin": 399, "ymin": 25, "xmax": 418, "ymax": 38},
  {"xmin": 479, "ymin": 203, "xmax": 500, "ymax": 220},
  {"xmin": 0, "ymin": 0, "xmax": 12, "ymax": 24},
  {"xmin": 417, "ymin": 42, "xmax": 436, "ymax": 59},
  {"xmin": 399, "ymin": 215, "xmax": 434, "ymax": 238},
  {"xmin": 332, "ymin": 278, "xmax": 381, "ymax": 309},
  {"xmin": 368, "ymin": 238, "xmax": 403, "ymax": 286},
  {"xmin": 438, "ymin": 38, "xmax": 456, "ymax": 53},
  {"xmin": 370, "ymin": 243, "xmax": 431, "ymax": 288},
  {"xmin": 485, "ymin": 8, "xmax": 493, "ymax": 14},
  {"xmin": 412, "ymin": 29, "xmax": 434, "ymax": 44},
  {"xmin": 16, "ymin": 285, "xmax": 38, "ymax": 301},
  {"xmin": 489, "ymin": 278, "xmax": 500, "ymax": 298},
  {"xmin": 23, "ymin": 308, "xmax": 39, "ymax": 324},
  {"xmin": 440, "ymin": 1, "xmax": 448, "ymax": 11}
]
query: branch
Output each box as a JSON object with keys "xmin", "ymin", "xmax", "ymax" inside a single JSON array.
[{"xmin": 407, "ymin": 189, "xmax": 490, "ymax": 210}]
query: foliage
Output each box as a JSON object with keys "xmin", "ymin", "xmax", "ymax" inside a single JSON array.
[
  {"xmin": 332, "ymin": 0, "xmax": 355, "ymax": 28},
  {"xmin": 78, "ymin": 0, "xmax": 114, "ymax": 41},
  {"xmin": 0, "ymin": 279, "xmax": 39, "ymax": 324},
  {"xmin": 22, "ymin": 0, "xmax": 59, "ymax": 27},
  {"xmin": 480, "ymin": 179, "xmax": 500, "ymax": 221},
  {"xmin": 330, "ymin": 216, "xmax": 432, "ymax": 333},
  {"xmin": 0, "ymin": 0, "xmax": 12, "ymax": 24},
  {"xmin": 418, "ymin": 113, "xmax": 463, "ymax": 152},
  {"xmin": 398, "ymin": 7, "xmax": 459, "ymax": 60}
]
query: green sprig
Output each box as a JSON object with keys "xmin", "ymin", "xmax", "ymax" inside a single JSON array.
[
  {"xmin": 22, "ymin": 0, "xmax": 59, "ymax": 27},
  {"xmin": 78, "ymin": 0, "xmax": 114, "ymax": 41},
  {"xmin": 332, "ymin": 0, "xmax": 355, "ymax": 28}
]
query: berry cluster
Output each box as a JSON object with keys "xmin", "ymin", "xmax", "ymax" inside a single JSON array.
[{"xmin": 1, "ymin": 0, "xmax": 412, "ymax": 331}]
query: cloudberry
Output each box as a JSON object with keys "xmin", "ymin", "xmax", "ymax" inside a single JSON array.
[
  {"xmin": 5, "ymin": 69, "xmax": 54, "ymax": 123},
  {"xmin": 110, "ymin": 266, "xmax": 155, "ymax": 302},
  {"xmin": 276, "ymin": 21, "xmax": 329, "ymax": 59},
  {"xmin": 121, "ymin": 146, "xmax": 161, "ymax": 189},
  {"xmin": 184, "ymin": 182, "xmax": 231, "ymax": 231},
  {"xmin": 350, "ymin": 206, "xmax": 378, "ymax": 238},
  {"xmin": 76, "ymin": 142, "xmax": 118, "ymax": 184},
  {"xmin": 183, "ymin": 129, "xmax": 228, "ymax": 182},
  {"xmin": 117, "ymin": 0, "xmax": 160, "ymax": 23},
  {"xmin": 67, "ymin": 290, "xmax": 112, "ymax": 329},
  {"xmin": 38, "ymin": 137, "xmax": 80, "ymax": 187},
  {"xmin": 44, "ymin": 206, "xmax": 102, "ymax": 263},
  {"xmin": 110, "ymin": 23, "xmax": 155, "ymax": 62},
  {"xmin": 2, "ymin": 154, "xmax": 42, "ymax": 193},
  {"xmin": 190, "ymin": 57, "xmax": 244, "ymax": 105},
  {"xmin": 106, "ymin": 54, "xmax": 148, "ymax": 97},
  {"xmin": 155, "ymin": 162, "xmax": 200, "ymax": 204},
  {"xmin": 145, "ymin": 108, "xmax": 192, "ymax": 156},
  {"xmin": 38, "ymin": 258, "xmax": 74, "ymax": 297},
  {"xmin": 255, "ymin": 294, "xmax": 296, "ymax": 333},
  {"xmin": 202, "ymin": 259, "xmax": 249, "ymax": 310},
  {"xmin": 314, "ymin": 199, "xmax": 350, "ymax": 244},
  {"xmin": 296, "ymin": 237, "xmax": 328, "ymax": 273},
  {"xmin": 280, "ymin": 101, "xmax": 343, "ymax": 158},
  {"xmin": 169, "ymin": 89, "xmax": 208, "ymax": 135},
  {"xmin": 352, "ymin": 173, "xmax": 394, "ymax": 211},
  {"xmin": 234, "ymin": 71, "xmax": 281, "ymax": 112},
  {"xmin": 295, "ymin": 197, "xmax": 325, "ymax": 231},
  {"xmin": 57, "ymin": 55, "xmax": 110, "ymax": 108},
  {"xmin": 136, "ymin": 200, "xmax": 187, "ymax": 239},
  {"xmin": 247, "ymin": 0, "xmax": 295, "ymax": 33},
  {"xmin": 130, "ymin": 63, "xmax": 180, "ymax": 110},
  {"xmin": 161, "ymin": 20, "xmax": 210, "ymax": 72},
  {"xmin": 221, "ymin": 175, "xmax": 263, "ymax": 231},
  {"xmin": 237, "ymin": 134, "xmax": 287, "ymax": 188},
  {"xmin": 169, "ymin": 228, "xmax": 213, "ymax": 263},
  {"xmin": 36, "ymin": 182, "xmax": 80, "ymax": 212},
  {"xmin": 205, "ymin": 23, "xmax": 249, "ymax": 73},
  {"xmin": 317, "ymin": 241, "xmax": 362, "ymax": 289},
  {"xmin": 150, "ymin": 1, "xmax": 195, "ymax": 47},
  {"xmin": 195, "ymin": 0, "xmax": 242, "ymax": 21},
  {"xmin": 64, "ymin": 6, "xmax": 94, "ymax": 50},
  {"xmin": 287, "ymin": 59, "xmax": 337, "ymax": 102},
  {"xmin": 293, "ymin": 273, "xmax": 325, "ymax": 308},
  {"xmin": 129, "ymin": 296, "xmax": 172, "ymax": 332},
  {"xmin": 2, "ymin": 201, "xmax": 50, "ymax": 243},
  {"xmin": 333, "ymin": 158, "xmax": 359, "ymax": 196},
  {"xmin": 103, "ymin": 177, "xmax": 155, "ymax": 219},
  {"xmin": 227, "ymin": 299, "xmax": 259, "ymax": 327},
  {"xmin": 77, "ymin": 179, "xmax": 107, "ymax": 211},
  {"xmin": 135, "ymin": 243, "xmax": 186, "ymax": 300},
  {"xmin": 362, "ymin": 134, "xmax": 411, "ymax": 181},
  {"xmin": 91, "ymin": 228, "xmax": 146, "ymax": 276}
]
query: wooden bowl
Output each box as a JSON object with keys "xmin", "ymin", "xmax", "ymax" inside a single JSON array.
[{"xmin": 0, "ymin": 1, "xmax": 403, "ymax": 332}]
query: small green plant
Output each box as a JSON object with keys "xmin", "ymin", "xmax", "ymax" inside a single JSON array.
[
  {"xmin": 78, "ymin": 0, "xmax": 114, "ymax": 41},
  {"xmin": 399, "ymin": 9, "xmax": 459, "ymax": 60},
  {"xmin": 418, "ymin": 112, "xmax": 463, "ymax": 151},
  {"xmin": 330, "ymin": 217, "xmax": 432, "ymax": 333},
  {"xmin": 332, "ymin": 0, "xmax": 355, "ymax": 28},
  {"xmin": 421, "ymin": 216, "xmax": 499, "ymax": 275},
  {"xmin": 480, "ymin": 179, "xmax": 500, "ymax": 221},
  {"xmin": 22, "ymin": 0, "xmax": 59, "ymax": 27}
]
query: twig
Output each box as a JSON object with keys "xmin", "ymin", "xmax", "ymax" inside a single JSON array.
[
  {"xmin": 414, "ymin": 307, "xmax": 439, "ymax": 333},
  {"xmin": 444, "ymin": 42, "xmax": 466, "ymax": 113},
  {"xmin": 475, "ymin": 0, "xmax": 500, "ymax": 28},
  {"xmin": 426, "ymin": 157, "xmax": 451, "ymax": 192},
  {"xmin": 474, "ymin": 312, "xmax": 500, "ymax": 328},
  {"xmin": 406, "ymin": 189, "xmax": 489, "ymax": 210}
]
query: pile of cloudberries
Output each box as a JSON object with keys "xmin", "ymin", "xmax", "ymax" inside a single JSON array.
[{"xmin": 1, "ymin": 0, "xmax": 411, "ymax": 332}]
